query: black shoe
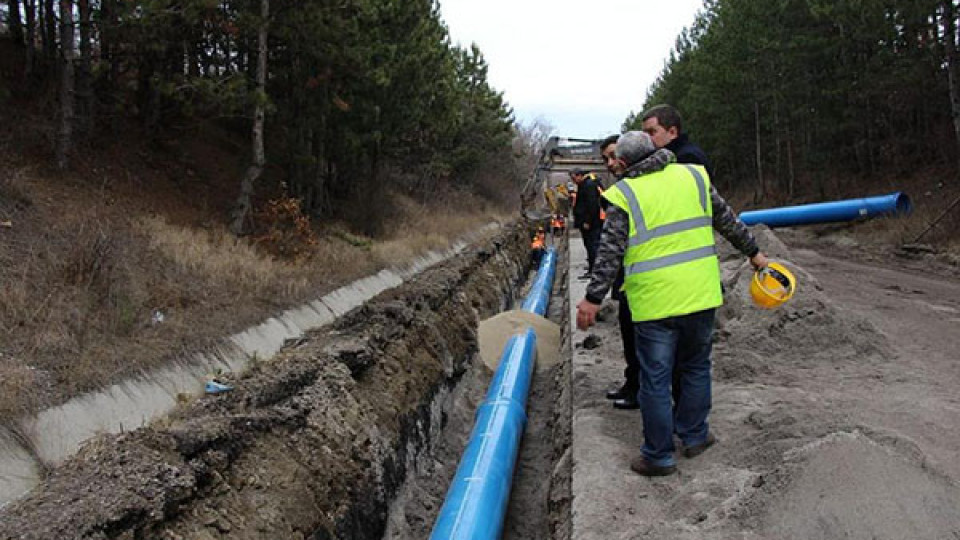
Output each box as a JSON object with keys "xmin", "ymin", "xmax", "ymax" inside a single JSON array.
[
  {"xmin": 683, "ymin": 433, "xmax": 717, "ymax": 458},
  {"xmin": 605, "ymin": 386, "xmax": 634, "ymax": 400},
  {"xmin": 613, "ymin": 397, "xmax": 640, "ymax": 410},
  {"xmin": 629, "ymin": 456, "xmax": 677, "ymax": 477}
]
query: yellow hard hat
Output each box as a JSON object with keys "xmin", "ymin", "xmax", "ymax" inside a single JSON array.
[{"xmin": 750, "ymin": 262, "xmax": 796, "ymax": 309}]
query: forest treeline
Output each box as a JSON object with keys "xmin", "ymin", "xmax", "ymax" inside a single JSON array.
[
  {"xmin": 0, "ymin": 0, "xmax": 519, "ymax": 234},
  {"xmin": 628, "ymin": 0, "xmax": 960, "ymax": 202}
]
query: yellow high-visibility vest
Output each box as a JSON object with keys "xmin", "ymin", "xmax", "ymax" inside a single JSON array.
[{"xmin": 602, "ymin": 163, "xmax": 722, "ymax": 321}]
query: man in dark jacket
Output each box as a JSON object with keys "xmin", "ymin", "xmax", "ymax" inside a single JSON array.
[
  {"xmin": 641, "ymin": 104, "xmax": 713, "ymax": 178},
  {"xmin": 599, "ymin": 134, "xmax": 641, "ymax": 409},
  {"xmin": 571, "ymin": 168, "xmax": 604, "ymax": 279},
  {"xmin": 641, "ymin": 104, "xmax": 714, "ymax": 407}
]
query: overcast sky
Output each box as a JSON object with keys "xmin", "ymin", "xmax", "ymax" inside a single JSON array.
[{"xmin": 439, "ymin": 0, "xmax": 704, "ymax": 140}]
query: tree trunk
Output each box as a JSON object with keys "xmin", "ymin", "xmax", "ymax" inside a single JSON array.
[
  {"xmin": 222, "ymin": 1, "xmax": 232, "ymax": 73},
  {"xmin": 37, "ymin": 0, "xmax": 45, "ymax": 59},
  {"xmin": 76, "ymin": 0, "xmax": 92, "ymax": 133},
  {"xmin": 98, "ymin": 0, "xmax": 108, "ymax": 61},
  {"xmin": 230, "ymin": 0, "xmax": 269, "ymax": 236},
  {"xmin": 104, "ymin": 0, "xmax": 119, "ymax": 88},
  {"xmin": 942, "ymin": 0, "xmax": 960, "ymax": 178},
  {"xmin": 754, "ymin": 100, "xmax": 765, "ymax": 202},
  {"xmin": 56, "ymin": 0, "xmax": 74, "ymax": 170},
  {"xmin": 773, "ymin": 91, "xmax": 781, "ymax": 193},
  {"xmin": 186, "ymin": 39, "xmax": 200, "ymax": 77},
  {"xmin": 786, "ymin": 124, "xmax": 795, "ymax": 199},
  {"xmin": 23, "ymin": 0, "xmax": 35, "ymax": 76},
  {"xmin": 43, "ymin": 0, "xmax": 55, "ymax": 69},
  {"xmin": 7, "ymin": 0, "xmax": 24, "ymax": 46}
]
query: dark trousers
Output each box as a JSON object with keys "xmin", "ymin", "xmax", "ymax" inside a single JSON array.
[
  {"xmin": 634, "ymin": 308, "xmax": 716, "ymax": 467},
  {"xmin": 613, "ymin": 269, "xmax": 640, "ymax": 393},
  {"xmin": 618, "ymin": 295, "xmax": 640, "ymax": 392},
  {"xmin": 581, "ymin": 226, "xmax": 602, "ymax": 273},
  {"xmin": 531, "ymin": 248, "xmax": 544, "ymax": 268}
]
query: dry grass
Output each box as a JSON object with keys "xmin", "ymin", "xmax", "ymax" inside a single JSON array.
[
  {"xmin": 828, "ymin": 178, "xmax": 960, "ymax": 259},
  {"xmin": 0, "ymin": 364, "xmax": 41, "ymax": 421},
  {"xmin": 0, "ymin": 166, "xmax": 513, "ymax": 423},
  {"xmin": 139, "ymin": 216, "xmax": 315, "ymax": 299},
  {"xmin": 368, "ymin": 190, "xmax": 511, "ymax": 267}
]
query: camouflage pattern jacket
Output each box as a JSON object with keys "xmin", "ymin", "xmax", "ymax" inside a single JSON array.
[{"xmin": 584, "ymin": 149, "xmax": 759, "ymax": 305}]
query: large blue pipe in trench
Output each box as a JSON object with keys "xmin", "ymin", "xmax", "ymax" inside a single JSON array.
[
  {"xmin": 738, "ymin": 192, "xmax": 912, "ymax": 228},
  {"xmin": 429, "ymin": 247, "xmax": 557, "ymax": 540}
]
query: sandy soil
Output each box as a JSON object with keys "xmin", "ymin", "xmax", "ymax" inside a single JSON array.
[{"xmin": 567, "ymin": 226, "xmax": 960, "ymax": 540}]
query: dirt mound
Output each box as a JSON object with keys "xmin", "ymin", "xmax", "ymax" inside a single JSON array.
[
  {"xmin": 0, "ymin": 225, "xmax": 530, "ymax": 540},
  {"xmin": 700, "ymin": 226, "xmax": 960, "ymax": 539},
  {"xmin": 734, "ymin": 430, "xmax": 960, "ymax": 540},
  {"xmin": 714, "ymin": 226, "xmax": 890, "ymax": 384}
]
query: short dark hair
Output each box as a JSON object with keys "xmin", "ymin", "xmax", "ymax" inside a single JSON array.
[
  {"xmin": 600, "ymin": 134, "xmax": 620, "ymax": 152},
  {"xmin": 641, "ymin": 104, "xmax": 683, "ymax": 133}
]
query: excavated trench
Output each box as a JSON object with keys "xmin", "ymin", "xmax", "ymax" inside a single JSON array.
[
  {"xmin": 383, "ymin": 237, "xmax": 572, "ymax": 540},
  {"xmin": 0, "ymin": 224, "xmax": 574, "ymax": 540}
]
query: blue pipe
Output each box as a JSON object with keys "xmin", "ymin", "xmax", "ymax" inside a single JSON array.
[
  {"xmin": 429, "ymin": 247, "xmax": 557, "ymax": 540},
  {"xmin": 521, "ymin": 249, "xmax": 557, "ymax": 314},
  {"xmin": 738, "ymin": 192, "xmax": 912, "ymax": 228}
]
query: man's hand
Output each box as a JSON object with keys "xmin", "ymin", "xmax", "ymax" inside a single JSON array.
[
  {"xmin": 749, "ymin": 252, "xmax": 769, "ymax": 269},
  {"xmin": 582, "ymin": 223, "xmax": 590, "ymax": 231},
  {"xmin": 576, "ymin": 298, "xmax": 601, "ymax": 330}
]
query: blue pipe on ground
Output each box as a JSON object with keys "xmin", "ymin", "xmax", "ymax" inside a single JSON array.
[
  {"xmin": 429, "ymin": 247, "xmax": 557, "ymax": 540},
  {"xmin": 738, "ymin": 192, "xmax": 912, "ymax": 228}
]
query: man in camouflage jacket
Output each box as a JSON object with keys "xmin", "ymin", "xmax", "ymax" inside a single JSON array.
[{"xmin": 577, "ymin": 131, "xmax": 767, "ymax": 476}]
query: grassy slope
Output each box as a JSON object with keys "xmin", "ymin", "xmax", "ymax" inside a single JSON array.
[{"xmin": 0, "ymin": 104, "xmax": 512, "ymax": 422}]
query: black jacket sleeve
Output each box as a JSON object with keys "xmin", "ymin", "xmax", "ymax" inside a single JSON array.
[
  {"xmin": 573, "ymin": 179, "xmax": 602, "ymax": 230},
  {"xmin": 672, "ymin": 140, "xmax": 715, "ymax": 180}
]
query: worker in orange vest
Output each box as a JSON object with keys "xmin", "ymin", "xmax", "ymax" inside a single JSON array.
[
  {"xmin": 551, "ymin": 214, "xmax": 565, "ymax": 235},
  {"xmin": 530, "ymin": 227, "xmax": 546, "ymax": 266}
]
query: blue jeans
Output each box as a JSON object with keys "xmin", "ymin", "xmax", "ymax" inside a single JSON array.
[{"xmin": 633, "ymin": 308, "xmax": 715, "ymax": 467}]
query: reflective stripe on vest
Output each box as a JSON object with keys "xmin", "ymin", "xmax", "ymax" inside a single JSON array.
[
  {"xmin": 620, "ymin": 164, "xmax": 709, "ymax": 248},
  {"xmin": 602, "ymin": 163, "xmax": 722, "ymax": 321},
  {"xmin": 626, "ymin": 244, "xmax": 717, "ymax": 274}
]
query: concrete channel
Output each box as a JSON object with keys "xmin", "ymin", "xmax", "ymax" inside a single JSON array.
[
  {"xmin": 0, "ymin": 223, "xmax": 577, "ymax": 540},
  {"xmin": 0, "ymin": 224, "xmax": 497, "ymax": 508}
]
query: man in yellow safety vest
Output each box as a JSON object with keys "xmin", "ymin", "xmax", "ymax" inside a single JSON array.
[{"xmin": 576, "ymin": 131, "xmax": 767, "ymax": 476}]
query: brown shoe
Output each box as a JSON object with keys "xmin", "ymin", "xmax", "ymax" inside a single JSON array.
[
  {"xmin": 683, "ymin": 433, "xmax": 717, "ymax": 459},
  {"xmin": 629, "ymin": 456, "xmax": 676, "ymax": 477}
]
